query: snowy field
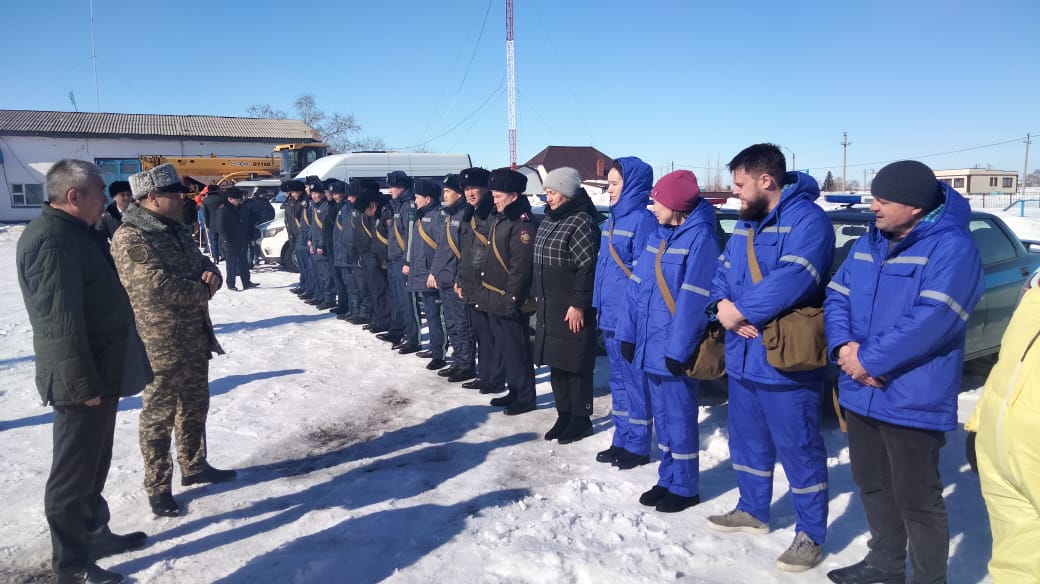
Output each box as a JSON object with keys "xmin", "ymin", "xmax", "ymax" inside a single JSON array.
[{"xmin": 3, "ymin": 207, "xmax": 1033, "ymax": 583}]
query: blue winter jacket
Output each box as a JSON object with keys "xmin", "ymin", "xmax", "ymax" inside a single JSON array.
[
  {"xmin": 333, "ymin": 201, "xmax": 358, "ymax": 268},
  {"xmin": 407, "ymin": 202, "xmax": 443, "ymax": 293},
  {"xmin": 710, "ymin": 172, "xmax": 835, "ymax": 386},
  {"xmin": 824, "ymin": 183, "xmax": 984, "ymax": 431},
  {"xmin": 592, "ymin": 157, "xmax": 658, "ymax": 333},
  {"xmin": 616, "ymin": 198, "xmax": 720, "ymax": 377}
]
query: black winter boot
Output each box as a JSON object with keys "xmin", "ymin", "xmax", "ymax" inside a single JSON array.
[
  {"xmin": 543, "ymin": 413, "xmax": 572, "ymax": 441},
  {"xmin": 557, "ymin": 416, "xmax": 593, "ymax": 444},
  {"xmin": 826, "ymin": 560, "xmax": 905, "ymax": 584}
]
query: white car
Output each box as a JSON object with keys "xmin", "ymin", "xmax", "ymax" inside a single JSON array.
[{"xmin": 257, "ymin": 191, "xmax": 294, "ymax": 270}]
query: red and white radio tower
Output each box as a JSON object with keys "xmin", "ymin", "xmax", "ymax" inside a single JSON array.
[{"xmin": 506, "ymin": 0, "xmax": 517, "ymax": 169}]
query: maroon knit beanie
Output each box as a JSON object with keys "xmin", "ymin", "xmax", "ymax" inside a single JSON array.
[{"xmin": 651, "ymin": 170, "xmax": 701, "ymax": 212}]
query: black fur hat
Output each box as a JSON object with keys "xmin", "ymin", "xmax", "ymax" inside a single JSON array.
[
  {"xmin": 412, "ymin": 178, "xmax": 442, "ymax": 202},
  {"xmin": 386, "ymin": 170, "xmax": 411, "ymax": 188},
  {"xmin": 442, "ymin": 173, "xmax": 463, "ymax": 195},
  {"xmin": 488, "ymin": 168, "xmax": 527, "ymax": 194},
  {"xmin": 283, "ymin": 180, "xmax": 306, "ymax": 192},
  {"xmin": 459, "ymin": 167, "xmax": 491, "ymax": 188},
  {"xmin": 108, "ymin": 180, "xmax": 131, "ymax": 197}
]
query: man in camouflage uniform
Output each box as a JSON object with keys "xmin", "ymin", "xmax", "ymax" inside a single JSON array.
[{"xmin": 111, "ymin": 164, "xmax": 236, "ymax": 518}]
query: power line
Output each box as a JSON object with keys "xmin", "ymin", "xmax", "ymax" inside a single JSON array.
[
  {"xmin": 388, "ymin": 76, "xmax": 505, "ymax": 151},
  {"xmin": 811, "ymin": 133, "xmax": 1040, "ymax": 172}
]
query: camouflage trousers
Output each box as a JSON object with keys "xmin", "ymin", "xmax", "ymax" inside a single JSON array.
[{"xmin": 139, "ymin": 358, "xmax": 210, "ymax": 496}]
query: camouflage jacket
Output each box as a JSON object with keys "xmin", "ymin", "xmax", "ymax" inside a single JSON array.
[{"xmin": 111, "ymin": 205, "xmax": 224, "ymax": 368}]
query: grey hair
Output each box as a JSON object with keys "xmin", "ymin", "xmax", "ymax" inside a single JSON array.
[{"xmin": 46, "ymin": 159, "xmax": 102, "ymax": 204}]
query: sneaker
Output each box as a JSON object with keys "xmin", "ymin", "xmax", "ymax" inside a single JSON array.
[
  {"xmin": 638, "ymin": 485, "xmax": 669, "ymax": 507},
  {"xmin": 596, "ymin": 445, "xmax": 625, "ymax": 464},
  {"xmin": 826, "ymin": 559, "xmax": 904, "ymax": 584},
  {"xmin": 655, "ymin": 492, "xmax": 701, "ymax": 513},
  {"xmin": 86, "ymin": 525, "xmax": 147, "ymax": 560},
  {"xmin": 706, "ymin": 509, "xmax": 769, "ymax": 534},
  {"xmin": 613, "ymin": 450, "xmax": 651, "ymax": 470},
  {"xmin": 57, "ymin": 563, "xmax": 124, "ymax": 584},
  {"xmin": 148, "ymin": 492, "xmax": 180, "ymax": 518},
  {"xmin": 181, "ymin": 463, "xmax": 237, "ymax": 486},
  {"xmin": 776, "ymin": 532, "xmax": 822, "ymax": 572}
]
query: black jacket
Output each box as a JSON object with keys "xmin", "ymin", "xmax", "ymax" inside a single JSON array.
[
  {"xmin": 285, "ymin": 195, "xmax": 304, "ymax": 240},
  {"xmin": 201, "ymin": 193, "xmax": 225, "ymax": 229},
  {"xmin": 476, "ymin": 196, "xmax": 535, "ymax": 318},
  {"xmin": 531, "ymin": 191, "xmax": 603, "ymax": 372},
  {"xmin": 457, "ymin": 194, "xmax": 495, "ymax": 303},
  {"xmin": 17, "ymin": 204, "xmax": 153, "ymax": 405},
  {"xmin": 430, "ymin": 200, "xmax": 470, "ymax": 290},
  {"xmin": 95, "ymin": 200, "xmax": 125, "ymax": 242},
  {"xmin": 217, "ymin": 203, "xmax": 251, "ymax": 251}
]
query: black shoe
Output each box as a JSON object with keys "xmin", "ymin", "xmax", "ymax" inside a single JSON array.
[
  {"xmin": 352, "ymin": 316, "xmax": 372, "ymax": 325},
  {"xmin": 504, "ymin": 401, "xmax": 536, "ymax": 416},
  {"xmin": 397, "ymin": 343, "xmax": 420, "ymax": 355},
  {"xmin": 480, "ymin": 384, "xmax": 506, "ymax": 394},
  {"xmin": 638, "ymin": 485, "xmax": 669, "ymax": 507},
  {"xmin": 226, "ymin": 285, "xmax": 239, "ymax": 291},
  {"xmin": 655, "ymin": 492, "xmax": 701, "ymax": 513},
  {"xmin": 543, "ymin": 413, "xmax": 572, "ymax": 441},
  {"xmin": 316, "ymin": 302, "xmax": 336, "ymax": 310},
  {"xmin": 490, "ymin": 393, "xmax": 516, "ymax": 407},
  {"xmin": 336, "ymin": 313, "xmax": 352, "ymax": 321},
  {"xmin": 448, "ymin": 369, "xmax": 477, "ymax": 383},
  {"xmin": 426, "ymin": 358, "xmax": 447, "ymax": 370},
  {"xmin": 299, "ymin": 294, "xmax": 315, "ymax": 301},
  {"xmin": 86, "ymin": 525, "xmax": 147, "ymax": 560},
  {"xmin": 613, "ymin": 450, "xmax": 651, "ymax": 470},
  {"xmin": 461, "ymin": 379, "xmax": 485, "ymax": 390},
  {"xmin": 827, "ymin": 560, "xmax": 905, "ymax": 584},
  {"xmin": 181, "ymin": 463, "xmax": 237, "ymax": 486},
  {"xmin": 57, "ymin": 563, "xmax": 124, "ymax": 584},
  {"xmin": 148, "ymin": 492, "xmax": 180, "ymax": 517},
  {"xmin": 437, "ymin": 365, "xmax": 459, "ymax": 378},
  {"xmin": 289, "ymin": 287, "xmax": 302, "ymax": 294},
  {"xmin": 416, "ymin": 349, "xmax": 434, "ymax": 359},
  {"xmin": 377, "ymin": 332, "xmax": 400, "ymax": 343},
  {"xmin": 244, "ymin": 282, "xmax": 260, "ymax": 289},
  {"xmin": 596, "ymin": 445, "xmax": 625, "ymax": 464},
  {"xmin": 557, "ymin": 416, "xmax": 593, "ymax": 444},
  {"xmin": 331, "ymin": 306, "xmax": 350, "ymax": 315},
  {"xmin": 304, "ymin": 298, "xmax": 322, "ymax": 305}
]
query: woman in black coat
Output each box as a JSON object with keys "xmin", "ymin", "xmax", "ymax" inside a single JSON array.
[{"xmin": 532, "ymin": 167, "xmax": 603, "ymax": 444}]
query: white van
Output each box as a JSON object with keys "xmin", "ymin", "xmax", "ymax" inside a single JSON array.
[{"xmin": 258, "ymin": 152, "xmax": 473, "ymax": 271}]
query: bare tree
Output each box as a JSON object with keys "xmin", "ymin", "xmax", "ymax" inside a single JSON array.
[{"xmin": 247, "ymin": 95, "xmax": 383, "ymax": 153}]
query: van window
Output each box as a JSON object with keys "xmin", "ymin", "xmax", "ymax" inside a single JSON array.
[{"xmin": 970, "ymin": 219, "xmax": 1017, "ymax": 266}]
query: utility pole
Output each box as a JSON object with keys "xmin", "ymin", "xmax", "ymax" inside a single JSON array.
[
  {"xmin": 505, "ymin": 0, "xmax": 516, "ymax": 169},
  {"xmin": 1023, "ymin": 132, "xmax": 1032, "ymax": 197},
  {"xmin": 841, "ymin": 132, "xmax": 851, "ymax": 192}
]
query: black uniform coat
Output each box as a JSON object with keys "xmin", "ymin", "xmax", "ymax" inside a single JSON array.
[
  {"xmin": 17, "ymin": 204, "xmax": 153, "ymax": 405},
  {"xmin": 217, "ymin": 203, "xmax": 251, "ymax": 252},
  {"xmin": 476, "ymin": 196, "xmax": 535, "ymax": 318},
  {"xmin": 456, "ymin": 194, "xmax": 495, "ymax": 304},
  {"xmin": 531, "ymin": 190, "xmax": 603, "ymax": 372},
  {"xmin": 95, "ymin": 201, "xmax": 124, "ymax": 242},
  {"xmin": 430, "ymin": 200, "xmax": 471, "ymax": 289}
]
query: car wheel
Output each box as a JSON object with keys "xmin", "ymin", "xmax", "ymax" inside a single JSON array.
[{"xmin": 281, "ymin": 243, "xmax": 300, "ymax": 273}]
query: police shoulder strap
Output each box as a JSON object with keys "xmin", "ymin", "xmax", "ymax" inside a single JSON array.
[
  {"xmin": 446, "ymin": 217, "xmax": 462, "ymax": 259},
  {"xmin": 471, "ymin": 216, "xmax": 489, "ymax": 245},
  {"xmin": 417, "ymin": 218, "xmax": 438, "ymax": 250}
]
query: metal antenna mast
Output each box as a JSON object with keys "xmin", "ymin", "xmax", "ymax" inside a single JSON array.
[
  {"xmin": 506, "ymin": 0, "xmax": 516, "ymax": 169},
  {"xmin": 89, "ymin": 0, "xmax": 100, "ymax": 111}
]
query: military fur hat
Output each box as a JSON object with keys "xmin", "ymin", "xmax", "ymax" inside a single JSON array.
[
  {"xmin": 328, "ymin": 179, "xmax": 347, "ymax": 194},
  {"xmin": 350, "ymin": 179, "xmax": 381, "ymax": 196},
  {"xmin": 108, "ymin": 180, "xmax": 131, "ymax": 197},
  {"xmin": 305, "ymin": 175, "xmax": 323, "ymax": 190},
  {"xmin": 488, "ymin": 168, "xmax": 527, "ymax": 194},
  {"xmin": 386, "ymin": 170, "xmax": 411, "ymax": 188},
  {"xmin": 283, "ymin": 180, "xmax": 306, "ymax": 192},
  {"xmin": 442, "ymin": 173, "xmax": 463, "ymax": 195},
  {"xmin": 129, "ymin": 164, "xmax": 188, "ymax": 199},
  {"xmin": 459, "ymin": 167, "xmax": 491, "ymax": 188},
  {"xmin": 412, "ymin": 178, "xmax": 442, "ymax": 202}
]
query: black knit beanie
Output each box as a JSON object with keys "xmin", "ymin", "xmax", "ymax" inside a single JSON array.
[{"xmin": 871, "ymin": 160, "xmax": 941, "ymax": 209}]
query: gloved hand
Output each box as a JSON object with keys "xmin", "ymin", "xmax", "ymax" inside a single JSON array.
[
  {"xmin": 966, "ymin": 431, "xmax": 978, "ymax": 474},
  {"xmin": 665, "ymin": 357, "xmax": 685, "ymax": 377},
  {"xmin": 620, "ymin": 342, "xmax": 635, "ymax": 363}
]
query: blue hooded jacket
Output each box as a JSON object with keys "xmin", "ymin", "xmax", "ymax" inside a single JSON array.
[
  {"xmin": 710, "ymin": 172, "xmax": 835, "ymax": 386},
  {"xmin": 824, "ymin": 183, "xmax": 984, "ymax": 431},
  {"xmin": 616, "ymin": 197, "xmax": 720, "ymax": 376},
  {"xmin": 592, "ymin": 157, "xmax": 658, "ymax": 333}
]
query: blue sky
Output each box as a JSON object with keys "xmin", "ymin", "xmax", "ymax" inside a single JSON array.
[{"xmin": 2, "ymin": 0, "xmax": 1038, "ymax": 184}]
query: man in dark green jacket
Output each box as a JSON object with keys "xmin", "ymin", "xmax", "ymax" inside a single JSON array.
[{"xmin": 17, "ymin": 159, "xmax": 153, "ymax": 584}]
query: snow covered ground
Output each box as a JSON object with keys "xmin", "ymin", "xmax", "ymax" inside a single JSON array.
[{"xmin": 0, "ymin": 212, "xmax": 1025, "ymax": 583}]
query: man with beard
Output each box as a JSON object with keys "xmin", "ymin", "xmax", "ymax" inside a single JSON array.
[{"xmin": 706, "ymin": 144, "xmax": 834, "ymax": 572}]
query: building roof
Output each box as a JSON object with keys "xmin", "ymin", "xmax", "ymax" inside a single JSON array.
[
  {"xmin": 0, "ymin": 109, "xmax": 318, "ymax": 142},
  {"xmin": 525, "ymin": 145, "xmax": 613, "ymax": 181},
  {"xmin": 934, "ymin": 168, "xmax": 1017, "ymax": 176}
]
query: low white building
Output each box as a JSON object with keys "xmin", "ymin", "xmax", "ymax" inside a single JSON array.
[
  {"xmin": 0, "ymin": 110, "xmax": 317, "ymax": 222},
  {"xmin": 934, "ymin": 167, "xmax": 1018, "ymax": 196}
]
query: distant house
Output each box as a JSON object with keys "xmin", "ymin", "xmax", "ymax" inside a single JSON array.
[
  {"xmin": 933, "ymin": 168, "xmax": 1018, "ymax": 196},
  {"xmin": 517, "ymin": 145, "xmax": 613, "ymax": 195},
  {"xmin": 0, "ymin": 109, "xmax": 318, "ymax": 222}
]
